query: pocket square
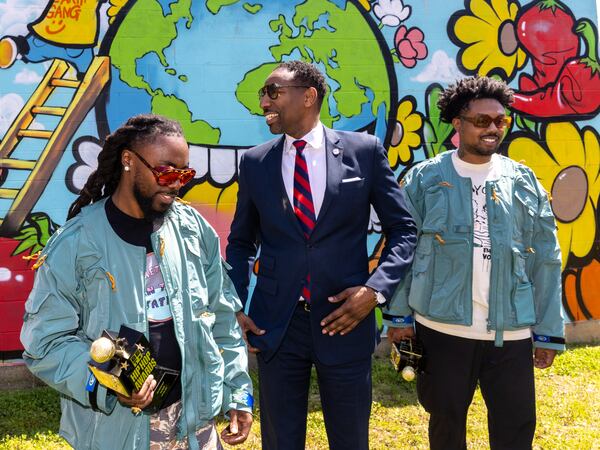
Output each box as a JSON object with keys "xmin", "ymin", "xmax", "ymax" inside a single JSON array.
[{"xmin": 341, "ymin": 177, "xmax": 363, "ymax": 183}]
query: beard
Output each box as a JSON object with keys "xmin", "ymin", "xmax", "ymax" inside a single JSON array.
[{"xmin": 133, "ymin": 184, "xmax": 175, "ymax": 222}]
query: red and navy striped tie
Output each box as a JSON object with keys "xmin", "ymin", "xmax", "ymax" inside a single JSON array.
[{"xmin": 292, "ymin": 139, "xmax": 315, "ymax": 302}]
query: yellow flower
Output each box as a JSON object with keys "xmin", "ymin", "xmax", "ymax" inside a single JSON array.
[
  {"xmin": 451, "ymin": 0, "xmax": 527, "ymax": 80},
  {"xmin": 508, "ymin": 123, "xmax": 600, "ymax": 269},
  {"xmin": 388, "ymin": 97, "xmax": 423, "ymax": 168}
]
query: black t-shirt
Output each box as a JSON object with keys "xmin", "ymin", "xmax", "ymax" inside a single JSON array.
[{"xmin": 105, "ymin": 197, "xmax": 182, "ymax": 408}]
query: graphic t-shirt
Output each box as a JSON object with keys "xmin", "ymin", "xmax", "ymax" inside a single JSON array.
[
  {"xmin": 416, "ymin": 151, "xmax": 531, "ymax": 341},
  {"xmin": 105, "ymin": 198, "xmax": 182, "ymax": 407}
]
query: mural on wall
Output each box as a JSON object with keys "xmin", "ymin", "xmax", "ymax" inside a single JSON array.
[{"xmin": 0, "ymin": 0, "xmax": 598, "ymax": 352}]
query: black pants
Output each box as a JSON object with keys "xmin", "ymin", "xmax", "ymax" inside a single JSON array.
[
  {"xmin": 416, "ymin": 322, "xmax": 536, "ymax": 450},
  {"xmin": 257, "ymin": 304, "xmax": 372, "ymax": 450}
]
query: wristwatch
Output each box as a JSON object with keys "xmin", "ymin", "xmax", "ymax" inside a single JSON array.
[{"xmin": 367, "ymin": 287, "xmax": 387, "ymax": 305}]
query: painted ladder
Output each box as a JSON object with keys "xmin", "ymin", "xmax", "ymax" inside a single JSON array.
[{"xmin": 0, "ymin": 56, "xmax": 109, "ymax": 235}]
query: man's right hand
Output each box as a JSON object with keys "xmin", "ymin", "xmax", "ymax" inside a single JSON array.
[
  {"xmin": 116, "ymin": 374, "xmax": 157, "ymax": 411},
  {"xmin": 235, "ymin": 311, "xmax": 265, "ymax": 354},
  {"xmin": 387, "ymin": 326, "xmax": 415, "ymax": 343}
]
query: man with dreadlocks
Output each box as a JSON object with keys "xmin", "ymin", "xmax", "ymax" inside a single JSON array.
[
  {"xmin": 384, "ymin": 76, "xmax": 564, "ymax": 449},
  {"xmin": 20, "ymin": 114, "xmax": 253, "ymax": 449}
]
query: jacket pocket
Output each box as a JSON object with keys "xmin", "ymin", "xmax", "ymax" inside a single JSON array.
[
  {"xmin": 81, "ymin": 266, "xmax": 112, "ymax": 339},
  {"xmin": 428, "ymin": 238, "xmax": 470, "ymax": 321},
  {"xmin": 513, "ymin": 184, "xmax": 537, "ymax": 247},
  {"xmin": 512, "ymin": 247, "xmax": 530, "ymax": 284},
  {"xmin": 184, "ymin": 237, "xmax": 209, "ymax": 311},
  {"xmin": 340, "ymin": 178, "xmax": 365, "ymax": 190},
  {"xmin": 408, "ymin": 236, "xmax": 434, "ymax": 313},
  {"xmin": 511, "ymin": 282, "xmax": 536, "ymax": 327},
  {"xmin": 421, "ymin": 184, "xmax": 449, "ymax": 233},
  {"xmin": 256, "ymin": 275, "xmax": 277, "ymax": 295}
]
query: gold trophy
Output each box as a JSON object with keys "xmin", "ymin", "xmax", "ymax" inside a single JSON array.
[
  {"xmin": 390, "ymin": 338, "xmax": 424, "ymax": 382},
  {"xmin": 88, "ymin": 326, "xmax": 179, "ymax": 414}
]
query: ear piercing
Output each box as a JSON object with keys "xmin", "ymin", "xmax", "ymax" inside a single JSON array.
[{"xmin": 124, "ymin": 166, "xmax": 130, "ymax": 172}]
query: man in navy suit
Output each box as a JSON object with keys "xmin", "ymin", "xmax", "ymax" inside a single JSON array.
[{"xmin": 226, "ymin": 60, "xmax": 416, "ymax": 450}]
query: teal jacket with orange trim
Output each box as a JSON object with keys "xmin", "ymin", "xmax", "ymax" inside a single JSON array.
[
  {"xmin": 384, "ymin": 151, "xmax": 565, "ymax": 351},
  {"xmin": 21, "ymin": 199, "xmax": 252, "ymax": 450}
]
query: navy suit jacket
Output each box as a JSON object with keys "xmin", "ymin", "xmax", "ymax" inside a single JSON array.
[{"xmin": 226, "ymin": 127, "xmax": 416, "ymax": 364}]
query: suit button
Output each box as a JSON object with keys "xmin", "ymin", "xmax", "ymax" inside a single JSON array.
[{"xmin": 307, "ymin": 244, "xmax": 313, "ymax": 249}]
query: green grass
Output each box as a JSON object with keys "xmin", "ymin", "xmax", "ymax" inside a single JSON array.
[{"xmin": 1, "ymin": 345, "xmax": 599, "ymax": 449}]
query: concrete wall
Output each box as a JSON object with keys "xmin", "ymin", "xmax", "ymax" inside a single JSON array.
[{"xmin": 1, "ymin": 0, "xmax": 599, "ymax": 355}]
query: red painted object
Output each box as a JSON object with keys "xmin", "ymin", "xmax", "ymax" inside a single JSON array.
[
  {"xmin": 0, "ymin": 237, "xmax": 35, "ymax": 352},
  {"xmin": 516, "ymin": 0, "xmax": 579, "ymax": 89},
  {"xmin": 512, "ymin": 19, "xmax": 600, "ymax": 118},
  {"xmin": 0, "ymin": 213, "xmax": 57, "ymax": 352}
]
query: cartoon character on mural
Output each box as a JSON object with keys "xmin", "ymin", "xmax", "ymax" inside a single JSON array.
[
  {"xmin": 0, "ymin": 0, "xmax": 598, "ymax": 353},
  {"xmin": 0, "ymin": 0, "xmax": 129, "ymax": 76}
]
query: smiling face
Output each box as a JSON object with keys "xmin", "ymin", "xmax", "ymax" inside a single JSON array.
[
  {"xmin": 259, "ymin": 67, "xmax": 320, "ymax": 139},
  {"xmin": 120, "ymin": 134, "xmax": 190, "ymax": 220},
  {"xmin": 452, "ymin": 98, "xmax": 507, "ymax": 163}
]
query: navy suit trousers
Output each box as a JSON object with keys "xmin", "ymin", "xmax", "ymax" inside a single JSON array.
[{"xmin": 257, "ymin": 303, "xmax": 372, "ymax": 450}]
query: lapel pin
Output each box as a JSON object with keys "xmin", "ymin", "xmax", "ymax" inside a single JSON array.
[{"xmin": 332, "ymin": 148, "xmax": 340, "ymax": 156}]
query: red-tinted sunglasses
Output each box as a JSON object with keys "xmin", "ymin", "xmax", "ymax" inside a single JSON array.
[
  {"xmin": 460, "ymin": 114, "xmax": 512, "ymax": 130},
  {"xmin": 128, "ymin": 149, "xmax": 196, "ymax": 186}
]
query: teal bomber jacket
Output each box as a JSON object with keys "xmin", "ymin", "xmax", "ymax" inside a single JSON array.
[
  {"xmin": 20, "ymin": 199, "xmax": 253, "ymax": 450},
  {"xmin": 383, "ymin": 151, "xmax": 565, "ymax": 351}
]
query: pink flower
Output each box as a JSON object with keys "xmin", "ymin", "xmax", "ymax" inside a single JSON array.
[{"xmin": 394, "ymin": 26, "xmax": 428, "ymax": 68}]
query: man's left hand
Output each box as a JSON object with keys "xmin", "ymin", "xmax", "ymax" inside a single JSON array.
[
  {"xmin": 221, "ymin": 409, "xmax": 252, "ymax": 445},
  {"xmin": 320, "ymin": 286, "xmax": 377, "ymax": 336},
  {"xmin": 534, "ymin": 348, "xmax": 557, "ymax": 369}
]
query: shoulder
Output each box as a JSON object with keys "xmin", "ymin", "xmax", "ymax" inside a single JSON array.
[
  {"xmin": 241, "ymin": 136, "xmax": 282, "ymax": 162},
  {"xmin": 498, "ymin": 154, "xmax": 539, "ymax": 185},
  {"xmin": 38, "ymin": 210, "xmax": 92, "ymax": 272},
  {"xmin": 170, "ymin": 199, "xmax": 218, "ymax": 238},
  {"xmin": 404, "ymin": 151, "xmax": 450, "ymax": 185},
  {"xmin": 327, "ymin": 128, "xmax": 379, "ymax": 148}
]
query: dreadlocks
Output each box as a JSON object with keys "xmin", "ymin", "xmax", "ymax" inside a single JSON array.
[
  {"xmin": 437, "ymin": 76, "xmax": 514, "ymax": 123},
  {"xmin": 67, "ymin": 114, "xmax": 184, "ymax": 220}
]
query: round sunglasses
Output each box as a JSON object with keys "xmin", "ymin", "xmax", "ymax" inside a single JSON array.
[
  {"xmin": 258, "ymin": 83, "xmax": 310, "ymax": 100},
  {"xmin": 460, "ymin": 114, "xmax": 512, "ymax": 129},
  {"xmin": 128, "ymin": 149, "xmax": 196, "ymax": 186}
]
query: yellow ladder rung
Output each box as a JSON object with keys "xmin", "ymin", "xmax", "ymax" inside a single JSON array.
[
  {"xmin": 31, "ymin": 106, "xmax": 67, "ymax": 116},
  {"xmin": 17, "ymin": 129, "xmax": 53, "ymax": 139},
  {"xmin": 50, "ymin": 78, "xmax": 80, "ymax": 88},
  {"xmin": 0, "ymin": 188, "xmax": 19, "ymax": 199},
  {"xmin": 0, "ymin": 158, "xmax": 36, "ymax": 170}
]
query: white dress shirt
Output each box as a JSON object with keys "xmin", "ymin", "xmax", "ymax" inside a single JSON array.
[
  {"xmin": 282, "ymin": 123, "xmax": 387, "ymax": 304},
  {"xmin": 282, "ymin": 122, "xmax": 326, "ymax": 218}
]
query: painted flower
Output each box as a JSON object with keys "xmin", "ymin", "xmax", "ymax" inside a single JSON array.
[
  {"xmin": 394, "ymin": 26, "xmax": 427, "ymax": 68},
  {"xmin": 450, "ymin": 0, "xmax": 527, "ymax": 80},
  {"xmin": 388, "ymin": 97, "xmax": 423, "ymax": 168},
  {"xmin": 564, "ymin": 260, "xmax": 600, "ymax": 322},
  {"xmin": 508, "ymin": 123, "xmax": 600, "ymax": 269},
  {"xmin": 374, "ymin": 0, "xmax": 411, "ymax": 27}
]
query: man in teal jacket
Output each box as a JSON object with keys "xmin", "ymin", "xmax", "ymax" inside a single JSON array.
[
  {"xmin": 20, "ymin": 115, "xmax": 253, "ymax": 449},
  {"xmin": 385, "ymin": 77, "xmax": 564, "ymax": 450}
]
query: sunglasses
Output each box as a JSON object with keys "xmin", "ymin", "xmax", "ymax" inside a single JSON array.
[
  {"xmin": 258, "ymin": 83, "xmax": 310, "ymax": 100},
  {"xmin": 128, "ymin": 149, "xmax": 196, "ymax": 186},
  {"xmin": 460, "ymin": 114, "xmax": 512, "ymax": 129}
]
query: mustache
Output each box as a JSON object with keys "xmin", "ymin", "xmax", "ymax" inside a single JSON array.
[{"xmin": 159, "ymin": 190, "xmax": 179, "ymax": 196}]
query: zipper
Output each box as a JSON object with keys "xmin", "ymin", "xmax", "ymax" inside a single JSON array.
[
  {"xmin": 467, "ymin": 177, "xmax": 474, "ymax": 326},
  {"xmin": 486, "ymin": 181, "xmax": 503, "ymax": 344},
  {"xmin": 485, "ymin": 180, "xmax": 495, "ymax": 334}
]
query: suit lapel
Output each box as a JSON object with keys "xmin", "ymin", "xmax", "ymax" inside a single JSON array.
[
  {"xmin": 264, "ymin": 136, "xmax": 305, "ymax": 237},
  {"xmin": 314, "ymin": 127, "xmax": 343, "ymax": 232}
]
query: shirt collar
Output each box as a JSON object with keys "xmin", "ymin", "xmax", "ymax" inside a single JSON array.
[{"xmin": 284, "ymin": 122, "xmax": 324, "ymax": 154}]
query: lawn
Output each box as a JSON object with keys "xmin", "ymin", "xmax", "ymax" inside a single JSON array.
[{"xmin": 1, "ymin": 345, "xmax": 599, "ymax": 449}]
